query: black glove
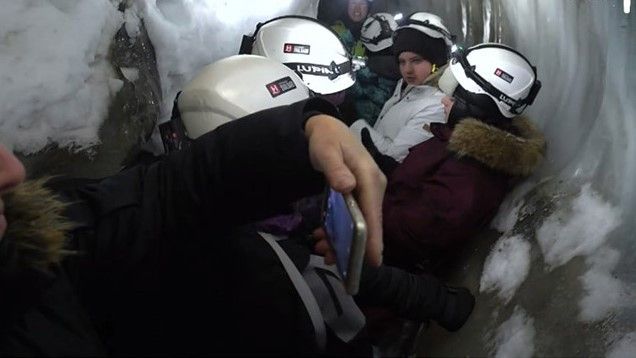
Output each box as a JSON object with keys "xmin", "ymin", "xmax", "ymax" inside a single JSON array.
[
  {"xmin": 361, "ymin": 128, "xmax": 399, "ymax": 177},
  {"xmin": 435, "ymin": 285, "xmax": 475, "ymax": 332}
]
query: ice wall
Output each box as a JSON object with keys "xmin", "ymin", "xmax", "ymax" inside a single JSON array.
[
  {"xmin": 136, "ymin": 0, "xmax": 320, "ymax": 122},
  {"xmin": 403, "ymin": 0, "xmax": 636, "ymax": 356}
]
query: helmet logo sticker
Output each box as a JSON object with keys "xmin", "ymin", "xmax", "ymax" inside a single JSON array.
[
  {"xmin": 283, "ymin": 43, "xmax": 311, "ymax": 55},
  {"xmin": 266, "ymin": 76, "xmax": 297, "ymax": 98},
  {"xmin": 494, "ymin": 68, "xmax": 514, "ymax": 83}
]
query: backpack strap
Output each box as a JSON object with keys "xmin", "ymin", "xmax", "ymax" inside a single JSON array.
[
  {"xmin": 303, "ymin": 255, "xmax": 366, "ymax": 343},
  {"xmin": 258, "ymin": 232, "xmax": 327, "ymax": 351}
]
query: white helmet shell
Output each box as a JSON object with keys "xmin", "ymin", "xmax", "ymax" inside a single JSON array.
[
  {"xmin": 179, "ymin": 55, "xmax": 310, "ymax": 139},
  {"xmin": 250, "ymin": 16, "xmax": 355, "ymax": 95},
  {"xmin": 399, "ymin": 12, "xmax": 453, "ymax": 47},
  {"xmin": 360, "ymin": 13, "xmax": 399, "ymax": 53},
  {"xmin": 439, "ymin": 43, "xmax": 541, "ymax": 118}
]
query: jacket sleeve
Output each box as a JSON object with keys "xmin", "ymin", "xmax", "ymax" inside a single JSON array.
[
  {"xmin": 71, "ymin": 98, "xmax": 338, "ymax": 267},
  {"xmin": 152, "ymin": 98, "xmax": 336, "ymax": 228},
  {"xmin": 364, "ymin": 103, "xmax": 445, "ymax": 162},
  {"xmin": 382, "ymin": 159, "xmax": 486, "ymax": 265}
]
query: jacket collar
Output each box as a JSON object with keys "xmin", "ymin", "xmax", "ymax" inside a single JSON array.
[{"xmin": 439, "ymin": 116, "xmax": 546, "ymax": 176}]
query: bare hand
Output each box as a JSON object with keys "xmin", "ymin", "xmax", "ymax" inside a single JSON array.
[{"xmin": 304, "ymin": 114, "xmax": 386, "ymax": 266}]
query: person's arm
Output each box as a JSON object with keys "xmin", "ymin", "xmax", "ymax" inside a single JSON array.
[
  {"xmin": 368, "ymin": 104, "xmax": 445, "ymax": 162},
  {"xmin": 305, "ymin": 114, "xmax": 386, "ymax": 266},
  {"xmin": 153, "ymin": 99, "xmax": 333, "ymax": 229},
  {"xmin": 75, "ymin": 98, "xmax": 385, "ymax": 266},
  {"xmin": 382, "ymin": 161, "xmax": 483, "ymax": 262}
]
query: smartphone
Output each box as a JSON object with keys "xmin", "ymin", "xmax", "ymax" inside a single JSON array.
[{"xmin": 322, "ymin": 188, "xmax": 367, "ymax": 295}]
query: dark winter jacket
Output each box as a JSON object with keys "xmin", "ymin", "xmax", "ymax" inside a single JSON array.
[
  {"xmin": 382, "ymin": 116, "xmax": 545, "ymax": 272},
  {"xmin": 0, "ymin": 98, "xmax": 339, "ymax": 356}
]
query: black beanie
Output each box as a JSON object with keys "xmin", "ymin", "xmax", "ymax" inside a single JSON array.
[{"xmin": 392, "ymin": 28, "xmax": 448, "ymax": 67}]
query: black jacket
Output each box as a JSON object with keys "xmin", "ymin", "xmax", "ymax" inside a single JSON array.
[{"xmin": 0, "ymin": 98, "xmax": 339, "ymax": 356}]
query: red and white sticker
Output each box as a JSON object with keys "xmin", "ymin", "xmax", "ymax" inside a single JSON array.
[
  {"xmin": 283, "ymin": 43, "xmax": 311, "ymax": 55},
  {"xmin": 494, "ymin": 68, "xmax": 514, "ymax": 83},
  {"xmin": 266, "ymin": 76, "xmax": 297, "ymax": 98}
]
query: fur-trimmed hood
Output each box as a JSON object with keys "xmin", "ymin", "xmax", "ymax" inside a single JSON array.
[
  {"xmin": 0, "ymin": 179, "xmax": 72, "ymax": 276},
  {"xmin": 447, "ymin": 116, "xmax": 545, "ymax": 176}
]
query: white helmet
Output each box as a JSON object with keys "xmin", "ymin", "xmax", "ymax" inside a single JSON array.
[
  {"xmin": 178, "ymin": 55, "xmax": 310, "ymax": 139},
  {"xmin": 399, "ymin": 12, "xmax": 453, "ymax": 47},
  {"xmin": 360, "ymin": 13, "xmax": 398, "ymax": 53},
  {"xmin": 438, "ymin": 43, "xmax": 542, "ymax": 119},
  {"xmin": 241, "ymin": 16, "xmax": 355, "ymax": 95}
]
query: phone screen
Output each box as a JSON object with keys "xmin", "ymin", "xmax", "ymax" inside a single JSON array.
[{"xmin": 323, "ymin": 189, "xmax": 356, "ymax": 280}]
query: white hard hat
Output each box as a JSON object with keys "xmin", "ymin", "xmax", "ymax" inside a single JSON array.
[
  {"xmin": 399, "ymin": 12, "xmax": 453, "ymax": 47},
  {"xmin": 360, "ymin": 13, "xmax": 399, "ymax": 53},
  {"xmin": 438, "ymin": 43, "xmax": 542, "ymax": 118},
  {"xmin": 244, "ymin": 16, "xmax": 355, "ymax": 95},
  {"xmin": 179, "ymin": 55, "xmax": 310, "ymax": 139}
]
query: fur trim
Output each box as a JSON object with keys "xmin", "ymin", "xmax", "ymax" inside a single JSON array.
[
  {"xmin": 2, "ymin": 179, "xmax": 73, "ymax": 273},
  {"xmin": 448, "ymin": 116, "xmax": 545, "ymax": 176}
]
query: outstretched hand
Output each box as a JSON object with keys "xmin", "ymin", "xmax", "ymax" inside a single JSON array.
[{"xmin": 304, "ymin": 114, "xmax": 386, "ymax": 266}]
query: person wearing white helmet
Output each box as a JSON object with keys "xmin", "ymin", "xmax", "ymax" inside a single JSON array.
[
  {"xmin": 381, "ymin": 43, "xmax": 545, "ymax": 273},
  {"xmin": 240, "ymin": 15, "xmax": 355, "ymax": 107},
  {"xmin": 350, "ymin": 12, "xmax": 453, "ymax": 170},
  {"xmin": 350, "ymin": 12, "xmax": 401, "ymax": 125},
  {"xmin": 0, "ymin": 55, "xmax": 387, "ymax": 355}
]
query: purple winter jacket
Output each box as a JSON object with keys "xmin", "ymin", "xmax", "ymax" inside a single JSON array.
[{"xmin": 382, "ymin": 117, "xmax": 545, "ymax": 272}]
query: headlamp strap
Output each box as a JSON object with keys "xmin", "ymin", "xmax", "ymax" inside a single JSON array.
[
  {"xmin": 286, "ymin": 61, "xmax": 352, "ymax": 80},
  {"xmin": 406, "ymin": 19, "xmax": 452, "ymax": 42}
]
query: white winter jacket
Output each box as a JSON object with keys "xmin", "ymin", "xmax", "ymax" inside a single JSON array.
[{"xmin": 350, "ymin": 78, "xmax": 445, "ymax": 162}]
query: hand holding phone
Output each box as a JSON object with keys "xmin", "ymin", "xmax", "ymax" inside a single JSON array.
[{"xmin": 323, "ymin": 189, "xmax": 367, "ymax": 295}]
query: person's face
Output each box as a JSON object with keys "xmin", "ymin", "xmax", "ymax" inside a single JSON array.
[
  {"xmin": 398, "ymin": 52, "xmax": 433, "ymax": 86},
  {"xmin": 347, "ymin": 0, "xmax": 368, "ymax": 23},
  {"xmin": 441, "ymin": 95, "xmax": 455, "ymax": 120},
  {"xmin": 0, "ymin": 144, "xmax": 26, "ymax": 240}
]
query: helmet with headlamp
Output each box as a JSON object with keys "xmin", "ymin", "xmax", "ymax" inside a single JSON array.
[
  {"xmin": 239, "ymin": 16, "xmax": 355, "ymax": 95},
  {"xmin": 360, "ymin": 13, "xmax": 399, "ymax": 53},
  {"xmin": 400, "ymin": 12, "xmax": 454, "ymax": 47},
  {"xmin": 438, "ymin": 43, "xmax": 542, "ymax": 120}
]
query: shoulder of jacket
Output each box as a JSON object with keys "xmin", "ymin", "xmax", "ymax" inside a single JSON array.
[
  {"xmin": 404, "ymin": 86, "xmax": 445, "ymax": 105},
  {"xmin": 413, "ymin": 85, "xmax": 444, "ymax": 96}
]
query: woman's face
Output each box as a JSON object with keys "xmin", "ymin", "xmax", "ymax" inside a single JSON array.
[
  {"xmin": 398, "ymin": 51, "xmax": 433, "ymax": 86},
  {"xmin": 347, "ymin": 0, "xmax": 369, "ymax": 23}
]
